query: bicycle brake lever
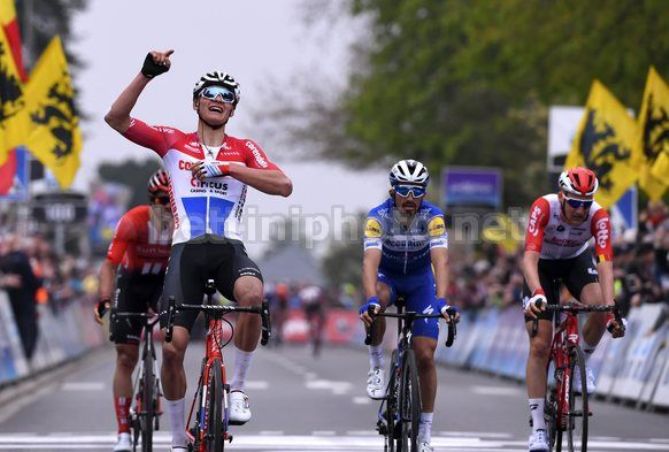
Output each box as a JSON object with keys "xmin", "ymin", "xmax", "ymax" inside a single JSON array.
[
  {"xmin": 445, "ymin": 307, "xmax": 457, "ymax": 347},
  {"xmin": 260, "ymin": 299, "xmax": 271, "ymax": 346}
]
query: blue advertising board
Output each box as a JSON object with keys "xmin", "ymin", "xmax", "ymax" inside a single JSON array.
[{"xmin": 442, "ymin": 167, "xmax": 502, "ymax": 208}]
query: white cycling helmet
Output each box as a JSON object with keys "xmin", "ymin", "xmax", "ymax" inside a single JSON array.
[
  {"xmin": 193, "ymin": 71, "xmax": 241, "ymax": 105},
  {"xmin": 389, "ymin": 159, "xmax": 430, "ymax": 187}
]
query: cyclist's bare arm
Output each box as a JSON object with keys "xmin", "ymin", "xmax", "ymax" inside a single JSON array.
[
  {"xmin": 95, "ymin": 259, "xmax": 119, "ymax": 323},
  {"xmin": 596, "ymin": 260, "xmax": 615, "ymax": 306},
  {"xmin": 522, "ymin": 250, "xmax": 542, "ymax": 295},
  {"xmin": 225, "ymin": 166, "xmax": 292, "ymax": 197},
  {"xmin": 430, "ymin": 247, "xmax": 449, "ymax": 299},
  {"xmin": 361, "ymin": 249, "xmax": 382, "ymax": 326},
  {"xmin": 105, "ymin": 49, "xmax": 174, "ymax": 133},
  {"xmin": 362, "ymin": 248, "xmax": 382, "ymax": 300}
]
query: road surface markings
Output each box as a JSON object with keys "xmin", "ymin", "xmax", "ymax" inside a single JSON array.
[
  {"xmin": 0, "ymin": 434, "xmax": 668, "ymax": 450},
  {"xmin": 352, "ymin": 396, "xmax": 371, "ymax": 404},
  {"xmin": 305, "ymin": 379, "xmax": 352, "ymax": 395},
  {"xmin": 60, "ymin": 382, "xmax": 105, "ymax": 391},
  {"xmin": 245, "ymin": 380, "xmax": 269, "ymax": 390},
  {"xmin": 470, "ymin": 385, "xmax": 523, "ymax": 396}
]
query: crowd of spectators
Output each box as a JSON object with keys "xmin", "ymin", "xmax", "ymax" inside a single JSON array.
[
  {"xmin": 446, "ymin": 200, "xmax": 669, "ymax": 317},
  {"xmin": 0, "ymin": 233, "xmax": 97, "ymax": 361}
]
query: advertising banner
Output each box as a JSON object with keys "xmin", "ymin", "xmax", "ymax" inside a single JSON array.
[{"xmin": 442, "ymin": 167, "xmax": 502, "ymax": 209}]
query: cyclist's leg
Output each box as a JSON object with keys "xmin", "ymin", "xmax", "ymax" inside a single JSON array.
[
  {"xmin": 523, "ymin": 261, "xmax": 558, "ymax": 439},
  {"xmin": 369, "ymin": 272, "xmax": 395, "ymax": 347},
  {"xmin": 565, "ymin": 253, "xmax": 605, "ymax": 353},
  {"xmin": 159, "ymin": 243, "xmax": 202, "ymax": 447},
  {"xmin": 405, "ymin": 271, "xmax": 439, "ymax": 445}
]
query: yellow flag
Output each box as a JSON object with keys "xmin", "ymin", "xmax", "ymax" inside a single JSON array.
[
  {"xmin": 636, "ymin": 67, "xmax": 669, "ymax": 200},
  {"xmin": 0, "ymin": 26, "xmax": 26, "ymax": 163},
  {"xmin": 23, "ymin": 36, "xmax": 82, "ymax": 188},
  {"xmin": 565, "ymin": 80, "xmax": 641, "ymax": 208}
]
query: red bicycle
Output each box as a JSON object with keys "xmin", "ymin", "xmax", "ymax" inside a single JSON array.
[
  {"xmin": 533, "ymin": 300, "xmax": 624, "ymax": 452},
  {"xmin": 165, "ymin": 279, "xmax": 270, "ymax": 452}
]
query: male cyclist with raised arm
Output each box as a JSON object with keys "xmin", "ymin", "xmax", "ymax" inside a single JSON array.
[
  {"xmin": 359, "ymin": 159, "xmax": 458, "ymax": 452},
  {"xmin": 522, "ymin": 167, "xmax": 625, "ymax": 452},
  {"xmin": 105, "ymin": 50, "xmax": 293, "ymax": 451},
  {"xmin": 94, "ymin": 170, "xmax": 173, "ymax": 452}
]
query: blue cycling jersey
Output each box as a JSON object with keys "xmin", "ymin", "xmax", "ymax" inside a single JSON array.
[{"xmin": 363, "ymin": 198, "xmax": 448, "ymax": 275}]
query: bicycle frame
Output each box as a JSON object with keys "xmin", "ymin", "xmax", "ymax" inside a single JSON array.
[
  {"xmin": 164, "ymin": 281, "xmax": 271, "ymax": 451},
  {"xmin": 109, "ymin": 310, "xmax": 162, "ymax": 452},
  {"xmin": 548, "ymin": 309, "xmax": 580, "ymax": 430}
]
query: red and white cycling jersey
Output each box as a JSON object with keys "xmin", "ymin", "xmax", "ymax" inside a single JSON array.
[
  {"xmin": 524, "ymin": 194, "xmax": 613, "ymax": 261},
  {"xmin": 107, "ymin": 205, "xmax": 171, "ymax": 275},
  {"xmin": 123, "ymin": 118, "xmax": 279, "ymax": 245}
]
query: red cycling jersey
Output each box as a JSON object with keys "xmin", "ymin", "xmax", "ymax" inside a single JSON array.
[
  {"xmin": 524, "ymin": 194, "xmax": 612, "ymax": 262},
  {"xmin": 106, "ymin": 205, "xmax": 172, "ymax": 275}
]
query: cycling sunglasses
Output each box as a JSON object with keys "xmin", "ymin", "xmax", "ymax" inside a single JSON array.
[
  {"xmin": 564, "ymin": 197, "xmax": 593, "ymax": 209},
  {"xmin": 394, "ymin": 185, "xmax": 426, "ymax": 198},
  {"xmin": 200, "ymin": 86, "xmax": 236, "ymax": 103}
]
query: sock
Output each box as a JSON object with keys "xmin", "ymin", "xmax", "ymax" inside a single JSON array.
[
  {"xmin": 114, "ymin": 397, "xmax": 131, "ymax": 434},
  {"xmin": 369, "ymin": 345, "xmax": 384, "ymax": 370},
  {"xmin": 418, "ymin": 412, "xmax": 433, "ymax": 443},
  {"xmin": 529, "ymin": 398, "xmax": 546, "ymax": 432},
  {"xmin": 165, "ymin": 397, "xmax": 186, "ymax": 447},
  {"xmin": 230, "ymin": 348, "xmax": 253, "ymax": 392}
]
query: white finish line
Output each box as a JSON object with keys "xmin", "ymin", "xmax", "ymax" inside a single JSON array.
[{"xmin": 0, "ymin": 434, "xmax": 667, "ymax": 451}]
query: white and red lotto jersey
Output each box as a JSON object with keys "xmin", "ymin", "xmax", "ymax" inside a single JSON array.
[
  {"xmin": 525, "ymin": 194, "xmax": 613, "ymax": 262},
  {"xmin": 123, "ymin": 118, "xmax": 279, "ymax": 245}
]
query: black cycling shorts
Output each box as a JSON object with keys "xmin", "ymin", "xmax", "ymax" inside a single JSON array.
[
  {"xmin": 522, "ymin": 251, "xmax": 599, "ymax": 322},
  {"xmin": 160, "ymin": 235, "xmax": 263, "ymax": 332},
  {"xmin": 111, "ymin": 272, "xmax": 164, "ymax": 345}
]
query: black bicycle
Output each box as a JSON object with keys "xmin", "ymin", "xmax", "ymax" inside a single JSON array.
[
  {"xmin": 109, "ymin": 309, "xmax": 162, "ymax": 452},
  {"xmin": 365, "ymin": 299, "xmax": 457, "ymax": 452}
]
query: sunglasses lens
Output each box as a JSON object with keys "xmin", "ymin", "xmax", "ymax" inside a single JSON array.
[
  {"xmin": 567, "ymin": 198, "xmax": 592, "ymax": 209},
  {"xmin": 395, "ymin": 185, "xmax": 425, "ymax": 197},
  {"xmin": 201, "ymin": 86, "xmax": 235, "ymax": 103}
]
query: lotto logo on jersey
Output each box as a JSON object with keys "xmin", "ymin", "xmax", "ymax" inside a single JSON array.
[
  {"xmin": 528, "ymin": 205, "xmax": 543, "ymax": 236},
  {"xmin": 595, "ymin": 217, "xmax": 610, "ymax": 250},
  {"xmin": 245, "ymin": 141, "xmax": 268, "ymax": 168}
]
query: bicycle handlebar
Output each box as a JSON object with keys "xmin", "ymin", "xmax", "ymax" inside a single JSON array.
[
  {"xmin": 364, "ymin": 306, "xmax": 457, "ymax": 348},
  {"xmin": 163, "ymin": 297, "xmax": 271, "ymax": 346},
  {"xmin": 530, "ymin": 301, "xmax": 625, "ymax": 336}
]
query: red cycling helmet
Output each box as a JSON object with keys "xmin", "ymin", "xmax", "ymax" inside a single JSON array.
[
  {"xmin": 148, "ymin": 169, "xmax": 170, "ymax": 194},
  {"xmin": 558, "ymin": 167, "xmax": 599, "ymax": 197}
]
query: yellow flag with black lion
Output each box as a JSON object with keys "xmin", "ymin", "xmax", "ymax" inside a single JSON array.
[{"xmin": 565, "ymin": 80, "xmax": 641, "ymax": 208}]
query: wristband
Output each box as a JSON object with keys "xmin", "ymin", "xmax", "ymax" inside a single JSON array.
[
  {"xmin": 218, "ymin": 163, "xmax": 230, "ymax": 176},
  {"xmin": 532, "ymin": 288, "xmax": 545, "ymax": 297}
]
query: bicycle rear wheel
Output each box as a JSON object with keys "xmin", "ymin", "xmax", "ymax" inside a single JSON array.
[
  {"xmin": 206, "ymin": 360, "xmax": 225, "ymax": 452},
  {"xmin": 140, "ymin": 351, "xmax": 154, "ymax": 452},
  {"xmin": 567, "ymin": 347, "xmax": 589, "ymax": 452},
  {"xmin": 399, "ymin": 350, "xmax": 421, "ymax": 451}
]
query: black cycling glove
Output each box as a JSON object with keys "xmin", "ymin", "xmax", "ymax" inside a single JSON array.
[{"xmin": 141, "ymin": 53, "xmax": 169, "ymax": 79}]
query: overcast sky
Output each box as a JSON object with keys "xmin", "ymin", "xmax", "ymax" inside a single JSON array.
[{"xmin": 70, "ymin": 0, "xmax": 387, "ymax": 256}]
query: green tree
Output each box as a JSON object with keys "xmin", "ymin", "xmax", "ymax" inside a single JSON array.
[
  {"xmin": 255, "ymin": 0, "xmax": 669, "ymax": 206},
  {"xmin": 98, "ymin": 159, "xmax": 161, "ymax": 208}
]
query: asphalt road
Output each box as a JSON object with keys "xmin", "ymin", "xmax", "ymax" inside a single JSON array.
[{"xmin": 0, "ymin": 343, "xmax": 667, "ymax": 451}]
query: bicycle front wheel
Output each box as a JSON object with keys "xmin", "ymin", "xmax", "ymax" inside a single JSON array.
[
  {"xmin": 206, "ymin": 360, "xmax": 225, "ymax": 452},
  {"xmin": 399, "ymin": 350, "xmax": 421, "ymax": 451},
  {"xmin": 140, "ymin": 351, "xmax": 154, "ymax": 452},
  {"xmin": 567, "ymin": 346, "xmax": 589, "ymax": 452},
  {"xmin": 384, "ymin": 350, "xmax": 399, "ymax": 452}
]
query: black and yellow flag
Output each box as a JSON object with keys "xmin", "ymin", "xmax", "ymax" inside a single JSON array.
[
  {"xmin": 0, "ymin": 26, "xmax": 27, "ymax": 163},
  {"xmin": 636, "ymin": 67, "xmax": 669, "ymax": 200},
  {"xmin": 565, "ymin": 80, "xmax": 641, "ymax": 208},
  {"xmin": 22, "ymin": 36, "xmax": 82, "ymax": 188}
]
